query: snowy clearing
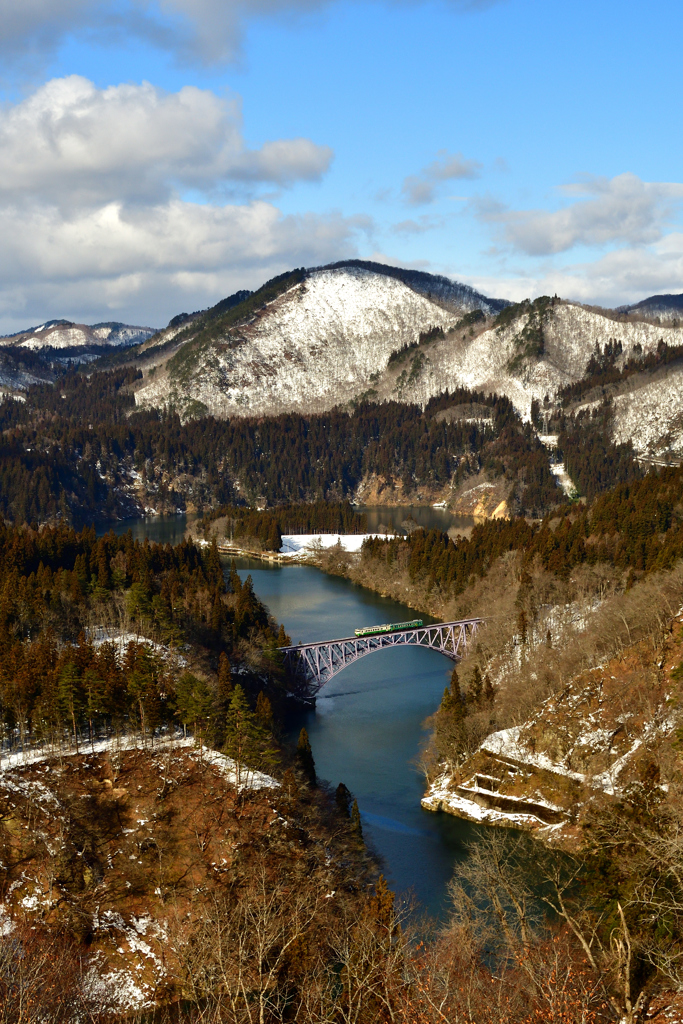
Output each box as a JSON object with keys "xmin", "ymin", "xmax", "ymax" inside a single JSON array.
[
  {"xmin": 0, "ymin": 735, "xmax": 279, "ymax": 792},
  {"xmin": 279, "ymin": 533, "xmax": 398, "ymax": 555}
]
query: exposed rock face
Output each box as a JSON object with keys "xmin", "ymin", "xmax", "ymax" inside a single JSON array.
[{"xmin": 423, "ymin": 608, "xmax": 683, "ymax": 843}]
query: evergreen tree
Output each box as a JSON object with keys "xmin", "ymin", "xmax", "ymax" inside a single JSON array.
[
  {"xmin": 369, "ymin": 875, "xmax": 395, "ymax": 935},
  {"xmin": 223, "ymin": 684, "xmax": 258, "ymax": 787},
  {"xmin": 82, "ymin": 668, "xmax": 105, "ymax": 752},
  {"xmin": 266, "ymin": 521, "xmax": 281, "ymax": 553},
  {"xmin": 205, "ymin": 537, "xmax": 224, "ymax": 589},
  {"xmin": 217, "ymin": 652, "xmax": 233, "ymax": 699},
  {"xmin": 296, "ymin": 726, "xmax": 316, "ymax": 786},
  {"xmin": 57, "ymin": 662, "xmax": 83, "ymax": 752},
  {"xmin": 255, "ymin": 691, "xmax": 274, "ymax": 732},
  {"xmin": 175, "ymin": 672, "xmax": 214, "ymax": 747},
  {"xmin": 227, "ymin": 560, "xmax": 242, "ymax": 595},
  {"xmin": 439, "ymin": 686, "xmax": 454, "ymax": 713},
  {"xmin": 224, "ymin": 684, "xmax": 278, "ymax": 786},
  {"xmin": 450, "ymin": 665, "xmax": 461, "ymax": 699},
  {"xmin": 335, "ymin": 782, "xmax": 352, "ymax": 818},
  {"xmin": 276, "ymin": 623, "xmax": 291, "ymax": 647},
  {"xmin": 350, "ymin": 799, "xmax": 363, "ymax": 838},
  {"xmin": 469, "ymin": 665, "xmax": 483, "ymax": 706},
  {"xmin": 211, "ymin": 652, "xmax": 233, "ymax": 747}
]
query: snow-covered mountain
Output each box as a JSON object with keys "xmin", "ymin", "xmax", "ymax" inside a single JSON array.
[
  {"xmin": 129, "ymin": 264, "xmax": 683, "ymax": 460},
  {"xmin": 312, "ymin": 260, "xmax": 509, "ymax": 315},
  {"xmin": 132, "ymin": 263, "xmax": 508, "ymax": 417},
  {"xmin": 399, "ymin": 299, "xmax": 683, "ymax": 414},
  {"xmin": 1, "ymin": 319, "xmax": 157, "ymax": 353},
  {"xmin": 617, "ymin": 292, "xmax": 683, "ymax": 322}
]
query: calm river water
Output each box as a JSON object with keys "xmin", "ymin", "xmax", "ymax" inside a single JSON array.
[{"xmin": 102, "ymin": 512, "xmax": 486, "ymax": 916}]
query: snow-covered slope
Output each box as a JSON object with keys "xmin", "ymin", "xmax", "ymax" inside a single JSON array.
[
  {"xmin": 407, "ymin": 301, "xmax": 683, "ymax": 419},
  {"xmin": 611, "ymin": 367, "xmax": 683, "ymax": 457},
  {"xmin": 315, "ymin": 259, "xmax": 508, "ymax": 315},
  {"xmin": 135, "ymin": 268, "xmax": 683, "ymax": 429},
  {"xmin": 134, "ymin": 265, "xmax": 472, "ymax": 416},
  {"xmin": 1, "ymin": 319, "xmax": 157, "ymax": 352},
  {"xmin": 129, "ymin": 264, "xmax": 683, "ymax": 462}
]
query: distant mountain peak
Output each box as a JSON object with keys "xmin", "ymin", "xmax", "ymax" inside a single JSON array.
[
  {"xmin": 314, "ymin": 259, "xmax": 510, "ymax": 315},
  {"xmin": 617, "ymin": 292, "xmax": 683, "ymax": 319}
]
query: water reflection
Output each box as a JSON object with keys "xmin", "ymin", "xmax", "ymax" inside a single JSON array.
[
  {"xmin": 97, "ymin": 513, "xmax": 193, "ymax": 546},
  {"xmin": 357, "ymin": 505, "xmax": 474, "ymax": 536}
]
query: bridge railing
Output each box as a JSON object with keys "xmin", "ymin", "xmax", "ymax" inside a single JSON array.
[{"xmin": 279, "ymin": 618, "xmax": 483, "ymax": 692}]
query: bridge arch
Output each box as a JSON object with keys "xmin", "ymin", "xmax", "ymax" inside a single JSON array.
[{"xmin": 280, "ymin": 619, "xmax": 483, "ymax": 693}]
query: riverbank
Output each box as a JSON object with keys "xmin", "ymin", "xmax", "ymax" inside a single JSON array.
[
  {"xmin": 299, "ymin": 539, "xmax": 488, "ymax": 623},
  {"xmin": 215, "ymin": 533, "xmax": 400, "ymax": 565},
  {"xmin": 226, "ymin": 553, "xmax": 488, "ymax": 915}
]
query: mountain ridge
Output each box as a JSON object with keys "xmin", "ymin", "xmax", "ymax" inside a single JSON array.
[{"xmin": 120, "ymin": 265, "xmax": 683, "ymax": 463}]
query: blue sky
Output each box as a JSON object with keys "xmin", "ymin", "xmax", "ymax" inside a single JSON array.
[{"xmin": 1, "ymin": 0, "xmax": 682, "ymax": 330}]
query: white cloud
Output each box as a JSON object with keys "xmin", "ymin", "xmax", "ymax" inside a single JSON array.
[
  {"xmin": 0, "ymin": 76, "xmax": 332, "ymax": 206},
  {"xmin": 461, "ymin": 233, "xmax": 683, "ymax": 310},
  {"xmin": 0, "ymin": 0, "xmax": 505, "ymax": 67},
  {"xmin": 0, "ymin": 198, "xmax": 360, "ymax": 330},
  {"xmin": 479, "ymin": 173, "xmax": 683, "ymax": 256},
  {"xmin": 0, "ymin": 76, "xmax": 356, "ymax": 331},
  {"xmin": 402, "ymin": 150, "xmax": 481, "ymax": 205},
  {"xmin": 392, "ymin": 215, "xmax": 442, "ymax": 234}
]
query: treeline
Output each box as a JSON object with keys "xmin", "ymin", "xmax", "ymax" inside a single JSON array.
[
  {"xmin": 559, "ymin": 403, "xmax": 642, "ymax": 501},
  {"xmin": 201, "ymin": 501, "xmax": 369, "ymax": 552},
  {"xmin": 363, "ymin": 460, "xmax": 683, "ymax": 596},
  {"xmin": 0, "ymin": 366, "xmax": 141, "ymax": 427},
  {"xmin": 0, "ymin": 521, "xmax": 296, "ymax": 756},
  {"xmin": 558, "ymin": 335, "xmax": 683, "ymax": 407},
  {"xmin": 0, "ymin": 363, "xmax": 646, "ymax": 525},
  {"xmin": 0, "ymin": 373, "xmax": 566, "ymax": 523}
]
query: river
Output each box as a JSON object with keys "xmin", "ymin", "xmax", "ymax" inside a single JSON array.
[{"xmin": 102, "ymin": 512, "xmax": 486, "ymax": 916}]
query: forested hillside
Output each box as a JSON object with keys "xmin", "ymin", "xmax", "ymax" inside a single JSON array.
[
  {"xmin": 0, "ymin": 521, "xmax": 301, "ymax": 752},
  {"xmin": 0, "ymin": 369, "xmax": 573, "ymax": 523},
  {"xmin": 0, "ymin": 391, "xmax": 681, "ymax": 1020}
]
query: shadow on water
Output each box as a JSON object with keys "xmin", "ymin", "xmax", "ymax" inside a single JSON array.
[{"xmin": 97, "ymin": 513, "xmax": 195, "ymax": 546}]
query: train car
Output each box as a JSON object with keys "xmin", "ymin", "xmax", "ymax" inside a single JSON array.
[{"xmin": 354, "ymin": 619, "xmax": 423, "ymax": 637}]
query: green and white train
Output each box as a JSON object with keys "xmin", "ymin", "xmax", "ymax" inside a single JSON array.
[{"xmin": 354, "ymin": 619, "xmax": 423, "ymax": 638}]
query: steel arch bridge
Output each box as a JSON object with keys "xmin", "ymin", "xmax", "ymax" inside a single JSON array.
[{"xmin": 279, "ymin": 618, "xmax": 483, "ymax": 693}]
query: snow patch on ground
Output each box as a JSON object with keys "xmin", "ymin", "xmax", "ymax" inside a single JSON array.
[
  {"xmin": 0, "ymin": 735, "xmax": 278, "ymax": 793},
  {"xmin": 612, "ymin": 366, "xmax": 683, "ymax": 456},
  {"xmin": 279, "ymin": 533, "xmax": 396, "ymax": 555},
  {"xmin": 190, "ymin": 745, "xmax": 279, "ymax": 792},
  {"xmin": 481, "ymin": 727, "xmax": 587, "ymax": 783},
  {"xmin": 421, "ymin": 772, "xmax": 564, "ymax": 831},
  {"xmin": 89, "ymin": 628, "xmax": 187, "ymax": 666},
  {"xmin": 550, "ymin": 463, "xmax": 576, "ymax": 497}
]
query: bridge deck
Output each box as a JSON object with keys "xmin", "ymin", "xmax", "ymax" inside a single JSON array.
[
  {"xmin": 278, "ymin": 617, "xmax": 484, "ymax": 654},
  {"xmin": 279, "ymin": 618, "xmax": 484, "ymax": 691}
]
